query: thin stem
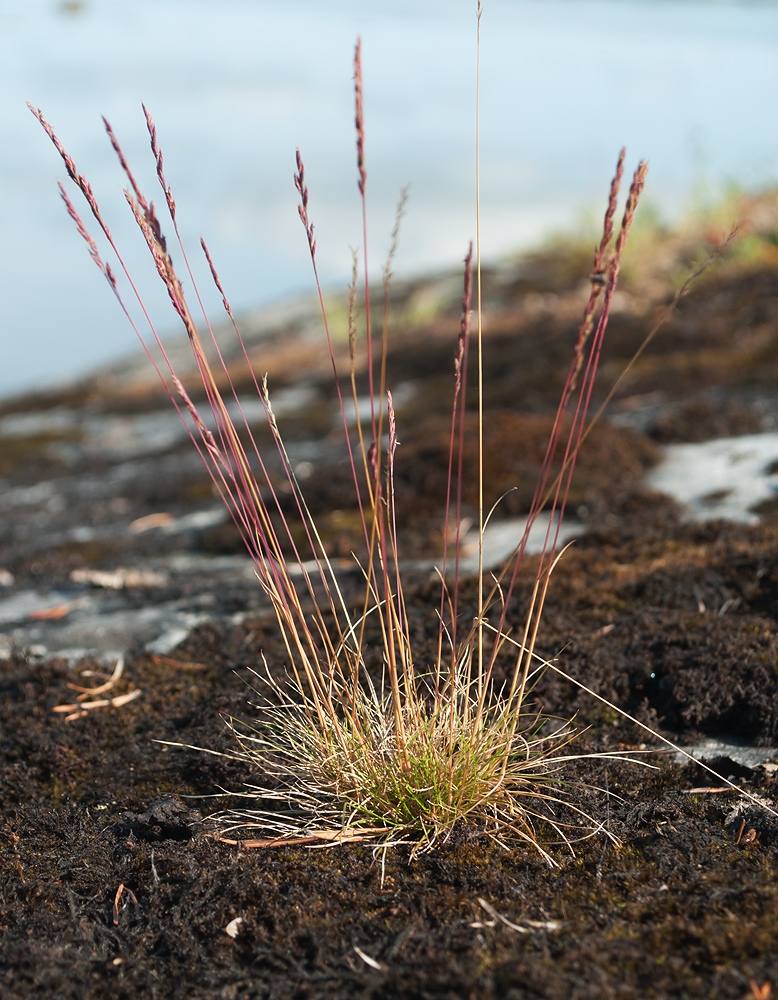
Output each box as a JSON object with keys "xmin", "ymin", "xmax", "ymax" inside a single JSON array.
[{"xmin": 474, "ymin": 0, "xmax": 485, "ymax": 720}]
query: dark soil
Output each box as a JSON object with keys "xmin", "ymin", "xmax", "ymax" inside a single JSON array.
[{"xmin": 3, "ymin": 228, "xmax": 778, "ymax": 998}]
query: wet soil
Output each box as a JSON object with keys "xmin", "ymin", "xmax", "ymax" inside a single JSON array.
[{"xmin": 3, "ymin": 221, "xmax": 778, "ymax": 998}]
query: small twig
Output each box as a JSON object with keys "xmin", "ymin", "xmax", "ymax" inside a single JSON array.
[
  {"xmin": 28, "ymin": 598, "xmax": 89, "ymax": 621},
  {"xmin": 112, "ymin": 883, "xmax": 141, "ymax": 925},
  {"xmin": 53, "ymin": 688, "xmax": 142, "ymax": 722},
  {"xmin": 472, "ymin": 898, "xmax": 562, "ymax": 933},
  {"xmin": 67, "ymin": 655, "xmax": 124, "ymax": 696},
  {"xmin": 354, "ymin": 946, "xmax": 385, "ymax": 971},
  {"xmin": 150, "ymin": 654, "xmax": 208, "ymax": 672},
  {"xmin": 683, "ymin": 786, "xmax": 738, "ymax": 794},
  {"xmin": 211, "ymin": 826, "xmax": 393, "ymax": 849}
]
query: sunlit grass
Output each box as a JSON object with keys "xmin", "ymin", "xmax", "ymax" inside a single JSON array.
[{"xmin": 40, "ymin": 14, "xmax": 754, "ymax": 860}]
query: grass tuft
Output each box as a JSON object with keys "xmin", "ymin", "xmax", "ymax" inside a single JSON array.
[
  {"xmin": 36, "ymin": 18, "xmax": 746, "ymax": 860},
  {"xmin": 212, "ymin": 657, "xmax": 623, "ymax": 861}
]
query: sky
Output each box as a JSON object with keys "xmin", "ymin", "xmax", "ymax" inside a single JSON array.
[{"xmin": 2, "ymin": 0, "xmax": 778, "ymax": 398}]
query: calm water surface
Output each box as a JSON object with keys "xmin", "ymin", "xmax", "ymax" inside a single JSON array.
[{"xmin": 2, "ymin": 0, "xmax": 777, "ymax": 397}]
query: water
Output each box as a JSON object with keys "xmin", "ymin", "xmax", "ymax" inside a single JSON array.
[
  {"xmin": 645, "ymin": 432, "xmax": 778, "ymax": 523},
  {"xmin": 3, "ymin": 0, "xmax": 778, "ymax": 398},
  {"xmin": 1, "ymin": 368, "xmax": 777, "ymax": 659}
]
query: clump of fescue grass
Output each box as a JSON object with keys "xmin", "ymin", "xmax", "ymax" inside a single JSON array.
[
  {"xmin": 212, "ymin": 657, "xmax": 613, "ymax": 859},
  {"xmin": 32, "ymin": 22, "xmax": 754, "ymax": 860}
]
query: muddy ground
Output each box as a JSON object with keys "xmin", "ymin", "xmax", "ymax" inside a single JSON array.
[{"xmin": 2, "ymin": 201, "xmax": 778, "ymax": 998}]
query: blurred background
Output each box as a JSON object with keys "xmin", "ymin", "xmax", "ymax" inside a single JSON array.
[{"xmin": 2, "ymin": 0, "xmax": 777, "ymax": 400}]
